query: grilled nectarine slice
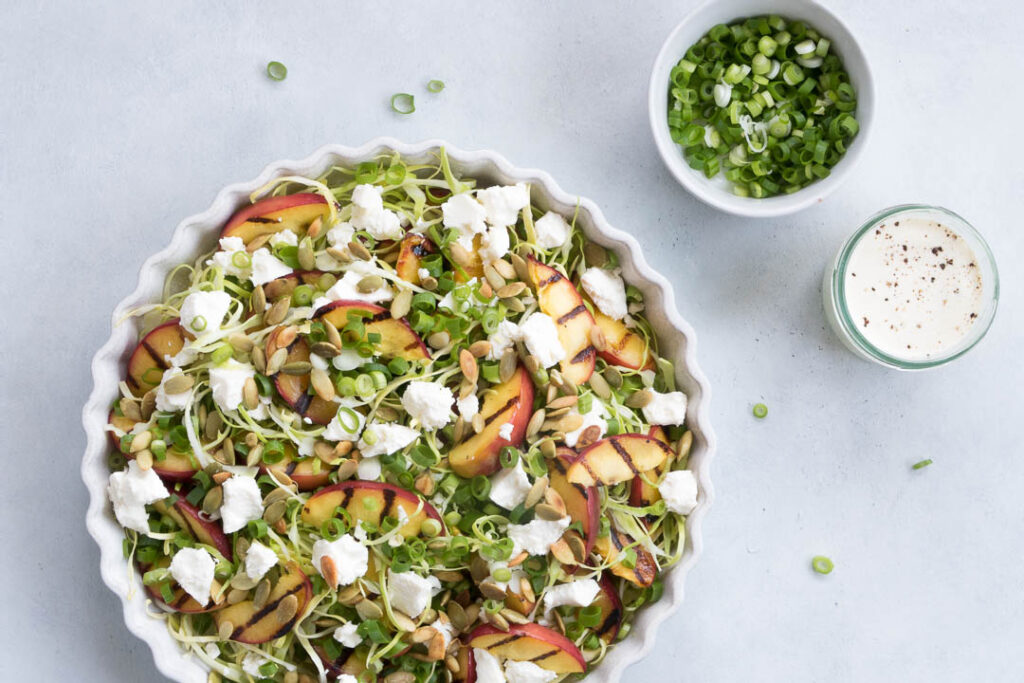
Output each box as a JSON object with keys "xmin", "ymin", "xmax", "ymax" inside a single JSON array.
[
  {"xmin": 301, "ymin": 481, "xmax": 445, "ymax": 538},
  {"xmin": 221, "ymin": 193, "xmax": 329, "ymax": 245},
  {"xmin": 630, "ymin": 426, "xmax": 671, "ymax": 509},
  {"xmin": 593, "ymin": 310, "xmax": 654, "ymax": 371},
  {"xmin": 468, "ymin": 623, "xmax": 586, "ymax": 674},
  {"xmin": 395, "ymin": 234, "xmax": 434, "ymax": 284},
  {"xmin": 591, "ymin": 574, "xmax": 624, "ymax": 643},
  {"xmin": 125, "ymin": 320, "xmax": 188, "ymax": 397},
  {"xmin": 153, "ymin": 497, "xmax": 233, "ymax": 560},
  {"xmin": 527, "ymin": 257, "xmax": 595, "ymax": 385},
  {"xmin": 548, "ymin": 448, "xmax": 600, "ymax": 558},
  {"xmin": 314, "ymin": 644, "xmax": 367, "ymax": 679},
  {"xmin": 453, "ymin": 644, "xmax": 475, "ymax": 682},
  {"xmin": 261, "ymin": 440, "xmax": 332, "ymax": 491},
  {"xmin": 214, "ymin": 561, "xmax": 312, "ymax": 643},
  {"xmin": 273, "ymin": 336, "xmax": 340, "ymax": 425},
  {"xmin": 108, "ymin": 412, "xmax": 198, "ymax": 482},
  {"xmin": 593, "ymin": 528, "xmax": 657, "ymax": 587},
  {"xmin": 315, "ymin": 300, "xmax": 430, "ymax": 362},
  {"xmin": 449, "ymin": 365, "xmax": 534, "ymax": 478},
  {"xmin": 567, "ymin": 434, "xmax": 672, "ymax": 487}
]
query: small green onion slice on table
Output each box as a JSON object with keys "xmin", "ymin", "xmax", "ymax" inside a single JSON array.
[
  {"xmin": 390, "ymin": 92, "xmax": 416, "ymax": 115},
  {"xmin": 266, "ymin": 61, "xmax": 288, "ymax": 81},
  {"xmin": 912, "ymin": 459, "xmax": 934, "ymax": 470},
  {"xmin": 812, "ymin": 555, "xmax": 834, "ymax": 574},
  {"xmin": 427, "ymin": 79, "xmax": 445, "ymax": 93},
  {"xmin": 667, "ymin": 15, "xmax": 859, "ymax": 197},
  {"xmin": 752, "ymin": 402, "xmax": 768, "ymax": 418}
]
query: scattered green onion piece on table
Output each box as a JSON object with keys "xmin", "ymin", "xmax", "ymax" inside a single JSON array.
[
  {"xmin": 427, "ymin": 79, "xmax": 445, "ymax": 93},
  {"xmin": 753, "ymin": 402, "xmax": 768, "ymax": 418},
  {"xmin": 390, "ymin": 93, "xmax": 415, "ymax": 115},
  {"xmin": 812, "ymin": 555, "xmax": 834, "ymax": 574},
  {"xmin": 266, "ymin": 61, "xmax": 287, "ymax": 81},
  {"xmin": 912, "ymin": 459, "xmax": 933, "ymax": 470}
]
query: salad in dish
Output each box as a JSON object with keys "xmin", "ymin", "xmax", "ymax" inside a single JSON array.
[{"xmin": 106, "ymin": 151, "xmax": 699, "ymax": 682}]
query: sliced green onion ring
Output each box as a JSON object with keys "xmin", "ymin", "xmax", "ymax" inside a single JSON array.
[
  {"xmin": 427, "ymin": 79, "xmax": 445, "ymax": 93},
  {"xmin": 266, "ymin": 61, "xmax": 288, "ymax": 81},
  {"xmin": 390, "ymin": 93, "xmax": 415, "ymax": 115}
]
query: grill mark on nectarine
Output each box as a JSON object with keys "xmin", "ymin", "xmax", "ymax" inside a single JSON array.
[
  {"xmin": 610, "ymin": 439, "xmax": 640, "ymax": 476},
  {"xmin": 246, "ymin": 216, "xmax": 278, "ymax": 224},
  {"xmin": 381, "ymin": 489, "xmax": 397, "ymax": 521},
  {"xmin": 487, "ymin": 634, "xmax": 524, "ymax": 649},
  {"xmin": 596, "ymin": 607, "xmax": 622, "ymax": 637},
  {"xmin": 340, "ymin": 487, "xmax": 355, "ymax": 510},
  {"xmin": 557, "ymin": 304, "xmax": 587, "ymax": 325},
  {"xmin": 527, "ymin": 648, "xmax": 560, "ymax": 664},
  {"xmin": 483, "ymin": 396, "xmax": 517, "ymax": 427},
  {"xmin": 293, "ymin": 391, "xmax": 312, "ymax": 415},
  {"xmin": 141, "ymin": 341, "xmax": 170, "ymax": 370},
  {"xmin": 232, "ymin": 582, "xmax": 306, "ymax": 638},
  {"xmin": 369, "ymin": 311, "xmax": 392, "ymax": 323},
  {"xmin": 538, "ymin": 271, "xmax": 563, "ymax": 288},
  {"xmin": 285, "ymin": 462, "xmax": 297, "ymax": 476},
  {"xmin": 126, "ymin": 374, "xmax": 142, "ymax": 392},
  {"xmin": 411, "ymin": 242, "xmax": 431, "ymax": 257},
  {"xmin": 570, "ymin": 345, "xmax": 596, "ymax": 364}
]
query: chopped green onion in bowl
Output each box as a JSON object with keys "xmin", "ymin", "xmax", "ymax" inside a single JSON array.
[{"xmin": 666, "ymin": 15, "xmax": 859, "ymax": 198}]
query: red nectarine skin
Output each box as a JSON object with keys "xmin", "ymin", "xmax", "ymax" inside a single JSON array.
[
  {"xmin": 593, "ymin": 574, "xmax": 624, "ymax": 642},
  {"xmin": 449, "ymin": 365, "xmax": 534, "ymax": 478},
  {"xmin": 550, "ymin": 448, "xmax": 599, "ymax": 558},
  {"xmin": 214, "ymin": 562, "xmax": 312, "ymax": 644},
  {"xmin": 301, "ymin": 481, "xmax": 445, "ymax": 536},
  {"xmin": 468, "ymin": 622, "xmax": 586, "ymax": 674},
  {"xmin": 125, "ymin": 319, "xmax": 187, "ymax": 397},
  {"xmin": 222, "ymin": 193, "xmax": 326, "ymax": 234},
  {"xmin": 527, "ymin": 256, "xmax": 596, "ymax": 385},
  {"xmin": 315, "ymin": 300, "xmax": 431, "ymax": 361}
]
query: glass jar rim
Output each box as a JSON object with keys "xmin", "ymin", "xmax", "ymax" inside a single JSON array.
[{"xmin": 830, "ymin": 204, "xmax": 1000, "ymax": 370}]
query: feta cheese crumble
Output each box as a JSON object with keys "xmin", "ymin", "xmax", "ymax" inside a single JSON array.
[
  {"xmin": 155, "ymin": 367, "xmax": 191, "ymax": 412},
  {"xmin": 179, "ymin": 290, "xmax": 232, "ymax": 338},
  {"xmin": 350, "ymin": 184, "xmax": 403, "ymax": 240},
  {"xmin": 473, "ymin": 648, "xmax": 505, "ymax": 683},
  {"xmin": 268, "ymin": 230, "xmax": 298, "ymax": 248},
  {"xmin": 506, "ymin": 660, "xmax": 558, "ymax": 683},
  {"xmin": 518, "ymin": 312, "xmax": 566, "ymax": 368},
  {"xmin": 441, "ymin": 193, "xmax": 487, "ymax": 249},
  {"xmin": 323, "ymin": 401, "xmax": 365, "ymax": 441},
  {"xmin": 313, "ymin": 535, "xmax": 369, "ymax": 588},
  {"xmin": 107, "ymin": 460, "xmax": 169, "ymax": 534},
  {"xmin": 356, "ymin": 456, "xmax": 382, "ymax": 480},
  {"xmin": 220, "ymin": 475, "xmax": 263, "ymax": 533},
  {"xmin": 208, "ymin": 359, "xmax": 255, "ymax": 413},
  {"xmin": 508, "ymin": 517, "xmax": 570, "ymax": 556},
  {"xmin": 401, "ymin": 381, "xmax": 454, "ymax": 430},
  {"xmin": 533, "ymin": 211, "xmax": 571, "ymax": 250},
  {"xmin": 333, "ymin": 622, "xmax": 362, "ymax": 648},
  {"xmin": 244, "ymin": 541, "xmax": 278, "ymax": 581},
  {"xmin": 479, "ymin": 224, "xmax": 511, "ymax": 263},
  {"xmin": 487, "ymin": 320, "xmax": 522, "ymax": 360},
  {"xmin": 169, "ymin": 547, "xmax": 215, "ymax": 606},
  {"xmin": 476, "ymin": 183, "xmax": 529, "ymax": 227},
  {"xmin": 387, "ymin": 569, "xmax": 441, "ymax": 618},
  {"xmin": 358, "ymin": 423, "xmax": 418, "ymax": 458},
  {"xmin": 580, "ymin": 267, "xmax": 628, "ymax": 320},
  {"xmin": 542, "ymin": 578, "xmax": 601, "ymax": 615},
  {"xmin": 642, "ymin": 390, "xmax": 688, "ymax": 426},
  {"xmin": 659, "ymin": 470, "xmax": 699, "ymax": 514},
  {"xmin": 207, "ymin": 236, "xmax": 250, "ymax": 278},
  {"xmin": 498, "ymin": 422, "xmax": 514, "ymax": 441},
  {"xmin": 241, "ymin": 652, "xmax": 270, "ymax": 678},
  {"xmin": 489, "ymin": 461, "xmax": 531, "ymax": 510},
  {"xmin": 456, "ymin": 393, "xmax": 479, "ymax": 420},
  {"xmin": 249, "ymin": 248, "xmax": 293, "ymax": 286}
]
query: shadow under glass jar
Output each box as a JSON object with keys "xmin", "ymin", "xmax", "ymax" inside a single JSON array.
[{"xmin": 823, "ymin": 204, "xmax": 999, "ymax": 370}]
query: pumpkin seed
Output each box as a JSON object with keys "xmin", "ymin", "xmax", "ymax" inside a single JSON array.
[
  {"xmin": 311, "ymin": 367, "xmax": 335, "ymax": 401},
  {"xmin": 492, "ymin": 258, "xmax": 516, "ymax": 280},
  {"xmin": 677, "ymin": 430, "xmax": 693, "ymax": 458},
  {"xmin": 246, "ymin": 443, "xmax": 264, "ymax": 467},
  {"xmin": 625, "ymin": 389, "xmax": 653, "ymax": 409},
  {"xmin": 520, "ymin": 577, "xmax": 535, "ymax": 603},
  {"xmin": 478, "ymin": 280, "xmax": 494, "ymax": 300},
  {"xmin": 297, "ymin": 237, "xmax": 315, "ymax": 270},
  {"xmin": 553, "ymin": 609, "xmax": 566, "ymax": 635},
  {"xmin": 547, "ymin": 395, "xmax": 578, "ymax": 410},
  {"xmin": 281, "ymin": 361, "xmax": 312, "ymax": 376},
  {"xmin": 603, "ymin": 365, "xmax": 623, "ymax": 388},
  {"xmin": 326, "ymin": 246, "xmax": 352, "ymax": 263},
  {"xmin": 534, "ymin": 503, "xmax": 564, "ymax": 521},
  {"xmin": 545, "ymin": 486, "xmax": 567, "ymax": 514},
  {"xmin": 459, "ymin": 349, "xmax": 478, "ymax": 384},
  {"xmin": 390, "ymin": 289, "xmax": 412, "ymax": 319},
  {"xmin": 463, "ymin": 603, "xmax": 481, "ymax": 626},
  {"xmin": 202, "ymin": 486, "xmax": 223, "ymax": 515},
  {"xmin": 263, "ymin": 499, "xmax": 287, "ymax": 525},
  {"xmin": 433, "ymin": 570, "xmax": 464, "ymax": 583},
  {"xmin": 337, "ymin": 584, "xmax": 362, "ymax": 605},
  {"xmin": 135, "ymin": 449, "xmax": 153, "ymax": 470},
  {"xmin": 250, "ymin": 285, "xmax": 267, "ymax": 315},
  {"xmin": 483, "ymin": 264, "xmax": 505, "ymax": 290},
  {"xmin": 510, "ymin": 252, "xmax": 530, "ymax": 282},
  {"xmin": 525, "ymin": 477, "xmax": 548, "ymax": 509},
  {"xmin": 446, "ymin": 602, "xmax": 468, "ymax": 632},
  {"xmin": 427, "ymin": 331, "xmax": 450, "ymax": 349},
  {"xmin": 275, "ymin": 594, "xmax": 299, "ymax": 624},
  {"xmin": 348, "ymin": 240, "xmax": 372, "ymax": 261},
  {"xmin": 119, "ymin": 398, "xmax": 142, "ymax": 422},
  {"xmin": 415, "ymin": 472, "xmax": 435, "ymax": 496},
  {"xmin": 246, "ymin": 233, "xmax": 271, "ymax": 252},
  {"xmin": 545, "ymin": 405, "xmax": 571, "ymax": 419},
  {"xmin": 583, "ymin": 242, "xmax": 608, "ymax": 267},
  {"xmin": 496, "ymin": 282, "xmax": 527, "ymax": 298},
  {"xmin": 479, "ymin": 580, "xmax": 507, "ymax": 601},
  {"xmin": 357, "ymin": 275, "xmax": 384, "ymax": 293},
  {"xmin": 307, "ymin": 342, "xmax": 337, "ymax": 360},
  {"xmin": 501, "ymin": 296, "xmax": 526, "ymax": 313},
  {"xmin": 488, "ymin": 611, "xmax": 510, "ymax": 632},
  {"xmin": 204, "ymin": 412, "xmax": 223, "ymax": 441},
  {"xmin": 242, "ymin": 377, "xmax": 260, "ymax": 411},
  {"xmin": 252, "ymin": 578, "xmax": 272, "ymax": 611},
  {"xmin": 499, "ymin": 349, "xmax": 518, "ymax": 383},
  {"xmin": 459, "ymin": 379, "xmax": 475, "ymax": 399},
  {"xmin": 140, "ymin": 390, "xmax": 156, "ymax": 420},
  {"xmin": 539, "ymin": 438, "xmax": 557, "ymax": 459},
  {"xmin": 471, "ymin": 413, "xmax": 485, "ymax": 434},
  {"xmin": 391, "ymin": 610, "xmax": 417, "ymax": 633},
  {"xmin": 265, "ymin": 297, "xmax": 291, "ymax": 326},
  {"xmin": 445, "ymin": 655, "xmax": 461, "ymax": 674},
  {"xmin": 129, "ymin": 430, "xmax": 152, "ymax": 453},
  {"xmin": 385, "ymin": 672, "xmax": 415, "ymax": 683},
  {"xmin": 410, "ymin": 626, "xmax": 436, "ymax": 643},
  {"xmin": 420, "ymin": 275, "xmax": 438, "ymax": 291},
  {"xmin": 452, "ymin": 417, "xmax": 467, "ymax": 444},
  {"xmin": 251, "ymin": 346, "xmax": 267, "ymax": 373},
  {"xmin": 277, "ymin": 325, "xmax": 299, "ymax": 349},
  {"xmin": 526, "ymin": 409, "xmax": 546, "ymax": 438},
  {"xmin": 449, "ymin": 242, "xmax": 474, "ymax": 268},
  {"xmin": 567, "ymin": 533, "xmax": 587, "ymax": 563},
  {"xmin": 576, "ymin": 425, "xmax": 602, "ymax": 449},
  {"xmin": 356, "ymin": 598, "xmax": 383, "ymax": 620},
  {"xmin": 226, "ymin": 588, "xmax": 249, "ymax": 605},
  {"xmin": 550, "ymin": 538, "xmax": 576, "ymax": 565},
  {"xmin": 313, "ymin": 440, "xmax": 334, "ymax": 463},
  {"xmin": 588, "ymin": 371, "xmax": 612, "ymax": 400},
  {"xmin": 468, "ymin": 340, "xmax": 491, "ymax": 358},
  {"xmin": 230, "ymin": 572, "xmax": 259, "ymax": 590},
  {"xmin": 324, "ymin": 319, "xmax": 343, "ymax": 349},
  {"xmin": 265, "ymin": 348, "xmax": 288, "ymax": 375},
  {"xmin": 217, "ymin": 620, "xmax": 234, "ymax": 640},
  {"xmin": 162, "ymin": 371, "xmax": 194, "ymax": 394},
  {"xmin": 500, "ymin": 607, "xmax": 530, "ymax": 625},
  {"xmin": 522, "ymin": 355, "xmax": 539, "ymax": 376}
]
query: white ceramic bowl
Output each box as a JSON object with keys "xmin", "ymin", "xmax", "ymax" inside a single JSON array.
[
  {"xmin": 81, "ymin": 139, "xmax": 717, "ymax": 682},
  {"xmin": 648, "ymin": 0, "xmax": 875, "ymax": 217}
]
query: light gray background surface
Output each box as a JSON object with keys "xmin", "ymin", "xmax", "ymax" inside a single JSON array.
[{"xmin": 2, "ymin": 1, "xmax": 1022, "ymax": 681}]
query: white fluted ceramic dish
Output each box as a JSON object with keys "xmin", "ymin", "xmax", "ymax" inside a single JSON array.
[{"xmin": 81, "ymin": 139, "xmax": 717, "ymax": 682}]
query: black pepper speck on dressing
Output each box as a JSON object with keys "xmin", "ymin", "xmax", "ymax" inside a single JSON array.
[{"xmin": 843, "ymin": 218, "xmax": 983, "ymax": 360}]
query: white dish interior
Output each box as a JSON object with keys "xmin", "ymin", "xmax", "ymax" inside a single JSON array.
[
  {"xmin": 648, "ymin": 0, "xmax": 875, "ymax": 217},
  {"xmin": 81, "ymin": 139, "xmax": 717, "ymax": 682}
]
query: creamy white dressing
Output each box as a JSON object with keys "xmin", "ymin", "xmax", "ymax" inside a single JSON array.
[{"xmin": 843, "ymin": 217, "xmax": 983, "ymax": 360}]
